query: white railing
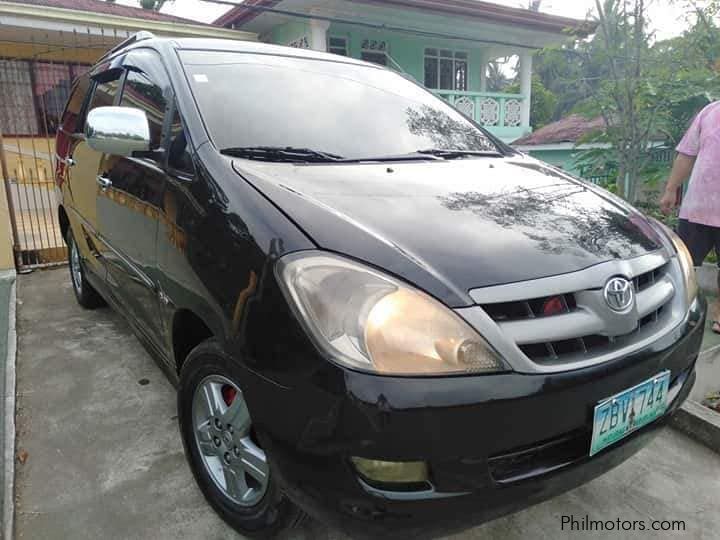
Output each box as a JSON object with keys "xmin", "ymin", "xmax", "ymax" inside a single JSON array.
[{"xmin": 434, "ymin": 90, "xmax": 525, "ymax": 129}]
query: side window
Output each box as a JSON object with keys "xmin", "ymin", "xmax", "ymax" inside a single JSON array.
[
  {"xmin": 87, "ymin": 76, "xmax": 121, "ymax": 113},
  {"xmin": 120, "ymin": 70, "xmax": 166, "ymax": 149},
  {"xmin": 59, "ymin": 75, "xmax": 91, "ymax": 135},
  {"xmin": 168, "ymin": 106, "xmax": 195, "ymax": 176}
]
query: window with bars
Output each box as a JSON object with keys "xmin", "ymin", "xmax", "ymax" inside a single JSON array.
[
  {"xmin": 328, "ymin": 36, "xmax": 348, "ymax": 56},
  {"xmin": 360, "ymin": 39, "xmax": 388, "ymax": 66},
  {"xmin": 0, "ymin": 59, "xmax": 89, "ymax": 137},
  {"xmin": 423, "ymin": 48, "xmax": 468, "ymax": 91}
]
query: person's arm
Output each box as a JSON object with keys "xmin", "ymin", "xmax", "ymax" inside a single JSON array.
[
  {"xmin": 660, "ymin": 153, "xmax": 696, "ymax": 214},
  {"xmin": 661, "ymin": 106, "xmax": 707, "ymax": 214}
]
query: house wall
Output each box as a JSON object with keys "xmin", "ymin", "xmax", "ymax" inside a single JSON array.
[
  {"xmin": 2, "ymin": 137, "xmax": 55, "ymax": 183},
  {"xmin": 326, "ymin": 23, "xmax": 486, "ymax": 91},
  {"xmin": 0, "ymin": 11, "xmax": 256, "ymax": 271},
  {"xmin": 261, "ymin": 23, "xmax": 527, "ymax": 142},
  {"xmin": 0, "ymin": 42, "xmax": 100, "ymax": 64},
  {"xmin": 265, "ymin": 20, "xmax": 311, "ymax": 47},
  {"xmin": 526, "ymin": 149, "xmax": 579, "ymax": 173},
  {"xmin": 261, "ymin": 21, "xmax": 490, "ymax": 93},
  {"xmin": 0, "ymin": 43, "xmax": 106, "ymax": 269}
]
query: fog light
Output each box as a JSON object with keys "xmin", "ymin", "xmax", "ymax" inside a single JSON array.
[{"xmin": 350, "ymin": 457, "xmax": 429, "ymax": 484}]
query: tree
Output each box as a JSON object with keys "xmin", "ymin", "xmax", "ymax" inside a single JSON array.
[
  {"xmin": 571, "ymin": 0, "xmax": 661, "ymax": 202},
  {"xmin": 533, "ymin": 24, "xmax": 615, "ymax": 121},
  {"xmin": 528, "ymin": 0, "xmax": 543, "ymax": 11},
  {"xmin": 139, "ymin": 0, "xmax": 172, "ymax": 10},
  {"xmin": 506, "ymin": 76, "xmax": 558, "ymax": 128},
  {"xmin": 529, "ymin": 0, "xmax": 720, "ymax": 200},
  {"xmin": 486, "ymin": 59, "xmax": 512, "ymax": 92},
  {"xmin": 573, "ymin": 0, "xmax": 720, "ymax": 200}
]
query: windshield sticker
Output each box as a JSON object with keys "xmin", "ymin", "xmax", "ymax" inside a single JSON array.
[{"xmin": 193, "ymin": 74, "xmax": 209, "ymax": 83}]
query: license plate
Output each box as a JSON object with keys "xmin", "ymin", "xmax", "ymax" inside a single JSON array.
[{"xmin": 590, "ymin": 371, "xmax": 671, "ymax": 456}]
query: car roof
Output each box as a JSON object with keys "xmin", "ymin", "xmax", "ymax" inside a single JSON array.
[{"xmin": 121, "ymin": 37, "xmax": 373, "ymax": 68}]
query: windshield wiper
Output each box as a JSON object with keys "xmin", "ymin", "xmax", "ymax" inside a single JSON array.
[
  {"xmin": 335, "ymin": 151, "xmax": 444, "ymax": 163},
  {"xmin": 416, "ymin": 148, "xmax": 504, "ymax": 159},
  {"xmin": 220, "ymin": 146, "xmax": 343, "ymax": 163}
]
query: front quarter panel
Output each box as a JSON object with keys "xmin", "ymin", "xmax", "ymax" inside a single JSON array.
[{"xmin": 156, "ymin": 143, "xmax": 315, "ymax": 374}]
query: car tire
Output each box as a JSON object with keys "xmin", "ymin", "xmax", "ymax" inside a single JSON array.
[
  {"xmin": 67, "ymin": 230, "xmax": 106, "ymax": 309},
  {"xmin": 178, "ymin": 339, "xmax": 304, "ymax": 538}
]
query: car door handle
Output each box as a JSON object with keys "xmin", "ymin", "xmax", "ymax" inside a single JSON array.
[
  {"xmin": 57, "ymin": 155, "xmax": 76, "ymax": 167},
  {"xmin": 96, "ymin": 175, "xmax": 112, "ymax": 190}
]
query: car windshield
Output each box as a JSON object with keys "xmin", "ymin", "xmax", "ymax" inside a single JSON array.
[{"xmin": 180, "ymin": 50, "xmax": 503, "ymax": 162}]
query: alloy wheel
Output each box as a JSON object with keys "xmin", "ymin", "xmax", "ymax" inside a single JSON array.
[
  {"xmin": 192, "ymin": 375, "xmax": 269, "ymax": 506},
  {"xmin": 70, "ymin": 239, "xmax": 83, "ymax": 295}
]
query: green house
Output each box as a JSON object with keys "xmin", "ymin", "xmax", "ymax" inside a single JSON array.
[
  {"xmin": 512, "ymin": 115, "xmax": 609, "ymax": 177},
  {"xmin": 215, "ymin": 0, "xmax": 591, "ymax": 143},
  {"xmin": 513, "ymin": 115, "xmax": 672, "ymax": 185}
]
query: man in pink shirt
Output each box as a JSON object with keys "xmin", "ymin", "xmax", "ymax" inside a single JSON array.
[{"xmin": 660, "ymin": 101, "xmax": 720, "ymax": 333}]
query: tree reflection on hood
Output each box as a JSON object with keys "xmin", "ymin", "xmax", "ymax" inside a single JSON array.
[{"xmin": 438, "ymin": 163, "xmax": 661, "ymax": 259}]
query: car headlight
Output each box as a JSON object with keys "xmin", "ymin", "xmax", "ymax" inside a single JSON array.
[
  {"xmin": 276, "ymin": 252, "xmax": 507, "ymax": 375},
  {"xmin": 652, "ymin": 220, "xmax": 698, "ymax": 305}
]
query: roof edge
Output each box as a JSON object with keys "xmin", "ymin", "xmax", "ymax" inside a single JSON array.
[
  {"xmin": 214, "ymin": 0, "xmax": 596, "ymax": 36},
  {"xmin": 0, "ymin": 1, "xmax": 257, "ymax": 39},
  {"xmin": 353, "ymin": 0, "xmax": 595, "ymax": 35},
  {"xmin": 215, "ymin": 0, "xmax": 280, "ymax": 27}
]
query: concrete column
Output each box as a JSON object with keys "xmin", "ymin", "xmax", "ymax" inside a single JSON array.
[
  {"xmin": 479, "ymin": 51, "xmax": 488, "ymax": 92},
  {"xmin": 519, "ymin": 51, "xmax": 533, "ymax": 129},
  {"xmin": 0, "ymin": 134, "xmax": 17, "ymax": 270},
  {"xmin": 309, "ymin": 19, "xmax": 330, "ymax": 52}
]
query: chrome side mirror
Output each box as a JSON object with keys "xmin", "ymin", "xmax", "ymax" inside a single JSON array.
[{"xmin": 85, "ymin": 106, "xmax": 150, "ymax": 157}]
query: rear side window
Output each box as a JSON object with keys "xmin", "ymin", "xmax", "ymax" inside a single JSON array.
[
  {"xmin": 120, "ymin": 70, "xmax": 167, "ymax": 149},
  {"xmin": 59, "ymin": 75, "xmax": 91, "ymax": 135}
]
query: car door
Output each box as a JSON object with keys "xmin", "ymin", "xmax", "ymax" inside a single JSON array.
[
  {"xmin": 95, "ymin": 49, "xmax": 171, "ymax": 348},
  {"xmin": 61, "ymin": 70, "xmax": 124, "ymax": 282}
]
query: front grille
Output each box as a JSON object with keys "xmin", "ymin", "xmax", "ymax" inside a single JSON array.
[
  {"xmin": 479, "ymin": 260, "xmax": 677, "ymax": 365},
  {"xmin": 635, "ymin": 264, "xmax": 664, "ymax": 292},
  {"xmin": 482, "ymin": 294, "xmax": 577, "ymax": 322},
  {"xmin": 518, "ymin": 304, "xmax": 668, "ymax": 362}
]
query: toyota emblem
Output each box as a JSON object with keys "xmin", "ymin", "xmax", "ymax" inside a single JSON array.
[{"xmin": 604, "ymin": 277, "xmax": 634, "ymax": 312}]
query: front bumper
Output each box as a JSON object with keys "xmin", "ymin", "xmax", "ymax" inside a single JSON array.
[{"xmin": 247, "ymin": 297, "xmax": 705, "ymax": 539}]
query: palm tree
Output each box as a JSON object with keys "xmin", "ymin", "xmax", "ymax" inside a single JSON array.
[{"xmin": 486, "ymin": 60, "xmax": 511, "ymax": 92}]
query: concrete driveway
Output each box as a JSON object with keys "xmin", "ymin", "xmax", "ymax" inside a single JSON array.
[{"xmin": 13, "ymin": 268, "xmax": 720, "ymax": 540}]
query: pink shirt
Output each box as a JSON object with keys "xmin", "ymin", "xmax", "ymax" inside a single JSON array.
[{"xmin": 676, "ymin": 101, "xmax": 720, "ymax": 227}]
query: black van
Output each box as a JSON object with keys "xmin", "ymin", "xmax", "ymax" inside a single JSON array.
[{"xmin": 55, "ymin": 33, "xmax": 704, "ymax": 538}]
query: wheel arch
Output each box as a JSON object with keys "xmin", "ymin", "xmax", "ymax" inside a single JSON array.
[
  {"xmin": 171, "ymin": 308, "xmax": 216, "ymax": 374},
  {"xmin": 58, "ymin": 205, "xmax": 70, "ymax": 244}
]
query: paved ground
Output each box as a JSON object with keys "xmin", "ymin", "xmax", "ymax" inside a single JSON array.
[
  {"xmin": 12, "ymin": 268, "xmax": 720, "ymax": 540},
  {"xmin": 690, "ymin": 294, "xmax": 720, "ymax": 404},
  {"xmin": 701, "ymin": 294, "xmax": 720, "ymax": 353}
]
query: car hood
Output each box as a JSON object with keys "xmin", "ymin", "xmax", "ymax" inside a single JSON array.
[{"xmin": 232, "ymin": 156, "xmax": 664, "ymax": 307}]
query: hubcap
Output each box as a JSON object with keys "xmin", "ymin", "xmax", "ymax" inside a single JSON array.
[
  {"xmin": 70, "ymin": 240, "xmax": 82, "ymax": 294},
  {"xmin": 192, "ymin": 375, "xmax": 269, "ymax": 506}
]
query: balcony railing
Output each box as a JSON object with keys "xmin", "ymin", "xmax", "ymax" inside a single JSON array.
[{"xmin": 434, "ymin": 90, "xmax": 525, "ymax": 129}]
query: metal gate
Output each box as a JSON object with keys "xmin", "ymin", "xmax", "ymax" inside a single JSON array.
[{"xmin": 0, "ymin": 29, "xmax": 125, "ymax": 270}]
